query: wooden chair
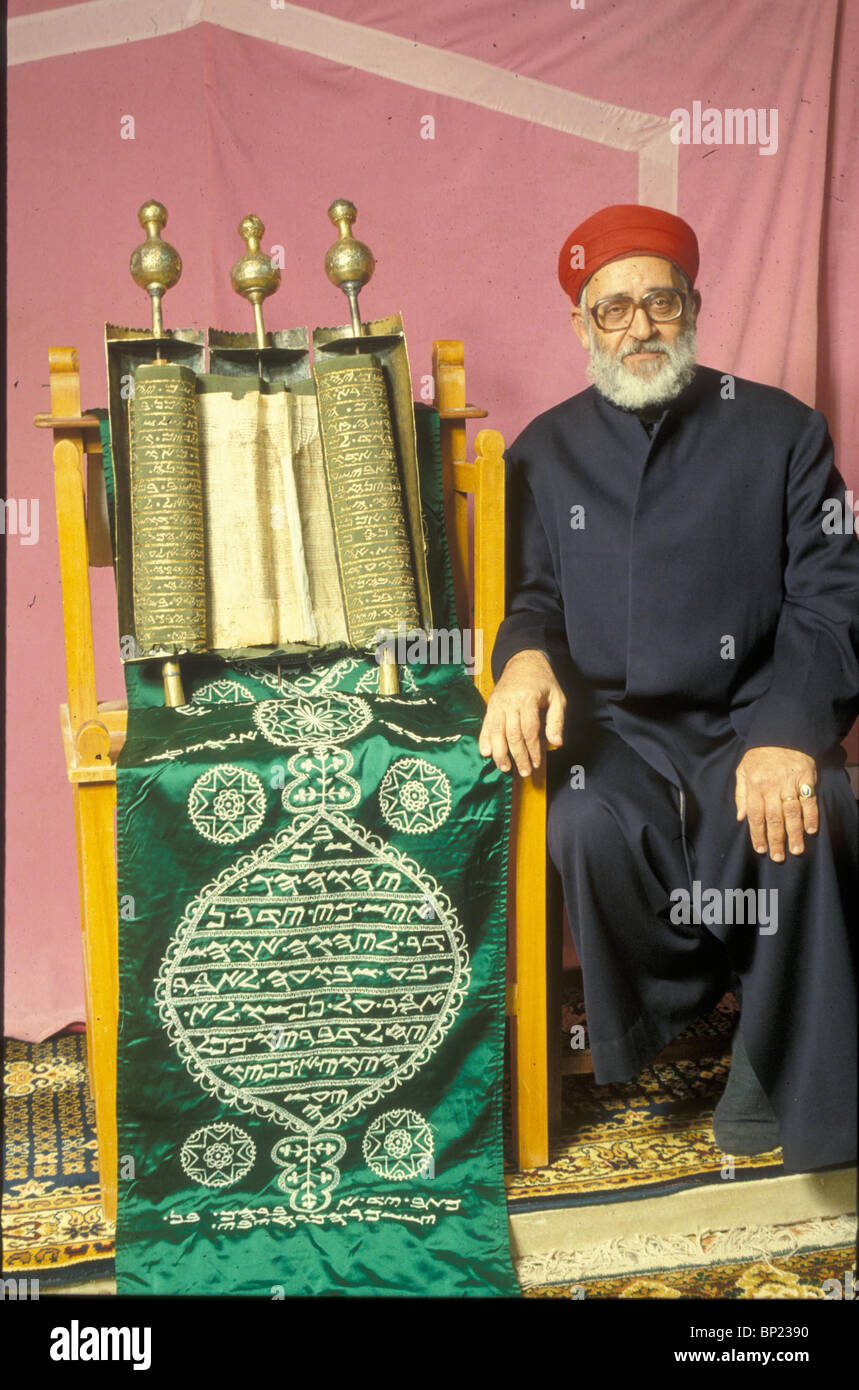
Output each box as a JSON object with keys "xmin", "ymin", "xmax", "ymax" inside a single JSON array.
[
  {"xmin": 36, "ymin": 349, "xmax": 123, "ymax": 1223},
  {"xmin": 38, "ymin": 338, "xmax": 561, "ymax": 1223}
]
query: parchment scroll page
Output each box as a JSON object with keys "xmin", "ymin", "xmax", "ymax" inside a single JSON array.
[
  {"xmin": 197, "ymin": 386, "xmax": 330, "ymax": 649},
  {"xmin": 287, "ymin": 392, "xmax": 348, "ymax": 647}
]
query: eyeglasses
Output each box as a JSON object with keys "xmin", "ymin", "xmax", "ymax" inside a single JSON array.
[{"xmin": 590, "ymin": 288, "xmax": 686, "ymax": 332}]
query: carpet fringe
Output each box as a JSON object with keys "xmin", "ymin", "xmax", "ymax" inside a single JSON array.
[{"xmin": 514, "ymin": 1214, "xmax": 857, "ymax": 1288}]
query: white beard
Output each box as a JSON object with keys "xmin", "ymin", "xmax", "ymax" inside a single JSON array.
[{"xmin": 586, "ymin": 315, "xmax": 698, "ymax": 411}]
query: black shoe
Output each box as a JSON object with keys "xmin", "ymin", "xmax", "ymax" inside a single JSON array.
[{"xmin": 713, "ymin": 1025, "xmax": 781, "ymax": 1156}]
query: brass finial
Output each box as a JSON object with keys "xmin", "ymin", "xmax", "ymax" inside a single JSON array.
[
  {"xmin": 162, "ymin": 659, "xmax": 186, "ymax": 707},
  {"xmin": 325, "ymin": 199, "xmax": 375, "ymax": 336},
  {"xmin": 378, "ymin": 647, "xmax": 399, "ymax": 695},
  {"xmin": 230, "ymin": 214, "xmax": 282, "ymax": 350},
  {"xmin": 129, "ymin": 201, "xmax": 182, "ymax": 338}
]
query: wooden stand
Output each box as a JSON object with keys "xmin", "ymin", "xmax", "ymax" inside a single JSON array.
[
  {"xmin": 39, "ymin": 338, "xmax": 561, "ymax": 1226},
  {"xmin": 36, "ymin": 349, "xmax": 125, "ymax": 1222}
]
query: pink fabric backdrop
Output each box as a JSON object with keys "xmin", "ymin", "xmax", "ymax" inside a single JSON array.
[{"xmin": 6, "ymin": 0, "xmax": 857, "ymax": 1039}]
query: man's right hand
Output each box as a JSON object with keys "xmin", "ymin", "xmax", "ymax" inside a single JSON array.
[{"xmin": 478, "ymin": 649, "xmax": 567, "ymax": 775}]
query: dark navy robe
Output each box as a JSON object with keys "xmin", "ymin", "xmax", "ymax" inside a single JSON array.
[{"xmin": 492, "ymin": 365, "xmax": 859, "ymax": 1173}]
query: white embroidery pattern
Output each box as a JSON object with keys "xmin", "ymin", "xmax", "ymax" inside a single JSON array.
[
  {"xmin": 280, "ymin": 747, "xmax": 361, "ymax": 814},
  {"xmin": 363, "ymin": 1109, "xmax": 434, "ymax": 1181},
  {"xmin": 193, "ymin": 679, "xmax": 256, "ymax": 705},
  {"xmin": 288, "ymin": 657, "xmax": 363, "ymax": 693},
  {"xmin": 180, "ymin": 1122, "xmax": 256, "ymax": 1189},
  {"xmin": 379, "ymin": 721, "xmax": 461, "ymax": 745},
  {"xmin": 174, "ymin": 703, "xmax": 209, "ymax": 718},
  {"xmin": 188, "ymin": 765, "xmax": 266, "ymax": 844},
  {"xmin": 158, "ymin": 689, "xmax": 469, "ymax": 1213},
  {"xmin": 356, "ymin": 664, "xmax": 418, "ymax": 694},
  {"xmin": 379, "ymin": 758, "xmax": 452, "ymax": 835},
  {"xmin": 234, "ymin": 656, "xmax": 363, "ymax": 697},
  {"xmin": 253, "ymin": 693, "xmax": 372, "ymax": 747},
  {"xmin": 271, "ymin": 1133, "xmax": 347, "ymax": 1213}
]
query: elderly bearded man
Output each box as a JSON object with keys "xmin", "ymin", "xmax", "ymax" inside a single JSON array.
[{"xmin": 481, "ymin": 204, "xmax": 858, "ymax": 1172}]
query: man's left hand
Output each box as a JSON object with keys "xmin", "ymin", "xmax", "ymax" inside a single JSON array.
[{"xmin": 735, "ymin": 747, "xmax": 818, "ymax": 861}]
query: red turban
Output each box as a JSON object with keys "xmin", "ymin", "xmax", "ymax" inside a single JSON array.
[{"xmin": 558, "ymin": 204, "xmax": 699, "ymax": 304}]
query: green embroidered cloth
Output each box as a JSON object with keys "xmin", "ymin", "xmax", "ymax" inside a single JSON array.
[{"xmin": 101, "ymin": 407, "xmax": 520, "ymax": 1297}]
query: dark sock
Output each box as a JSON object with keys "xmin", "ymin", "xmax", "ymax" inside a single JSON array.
[{"xmin": 713, "ymin": 1024, "xmax": 781, "ymax": 1157}]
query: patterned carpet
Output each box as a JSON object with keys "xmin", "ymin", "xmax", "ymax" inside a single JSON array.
[
  {"xmin": 2, "ymin": 1035, "xmax": 115, "ymax": 1286},
  {"xmin": 504, "ymin": 988, "xmax": 786, "ymax": 1208},
  {"xmin": 519, "ymin": 1224, "xmax": 856, "ymax": 1298}
]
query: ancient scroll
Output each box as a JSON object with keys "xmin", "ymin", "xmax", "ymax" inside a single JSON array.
[
  {"xmin": 123, "ymin": 352, "xmax": 423, "ymax": 658},
  {"xmin": 128, "ymin": 361, "xmax": 208, "ymax": 654},
  {"xmin": 314, "ymin": 353, "xmax": 420, "ymax": 648}
]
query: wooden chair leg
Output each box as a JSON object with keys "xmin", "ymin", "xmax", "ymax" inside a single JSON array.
[
  {"xmin": 512, "ymin": 769, "xmax": 551, "ymax": 1168},
  {"xmin": 75, "ymin": 782, "xmax": 119, "ymax": 1224},
  {"xmin": 71, "ymin": 789, "xmax": 96, "ymax": 1101},
  {"xmin": 546, "ymin": 856, "xmax": 565, "ymax": 1138}
]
